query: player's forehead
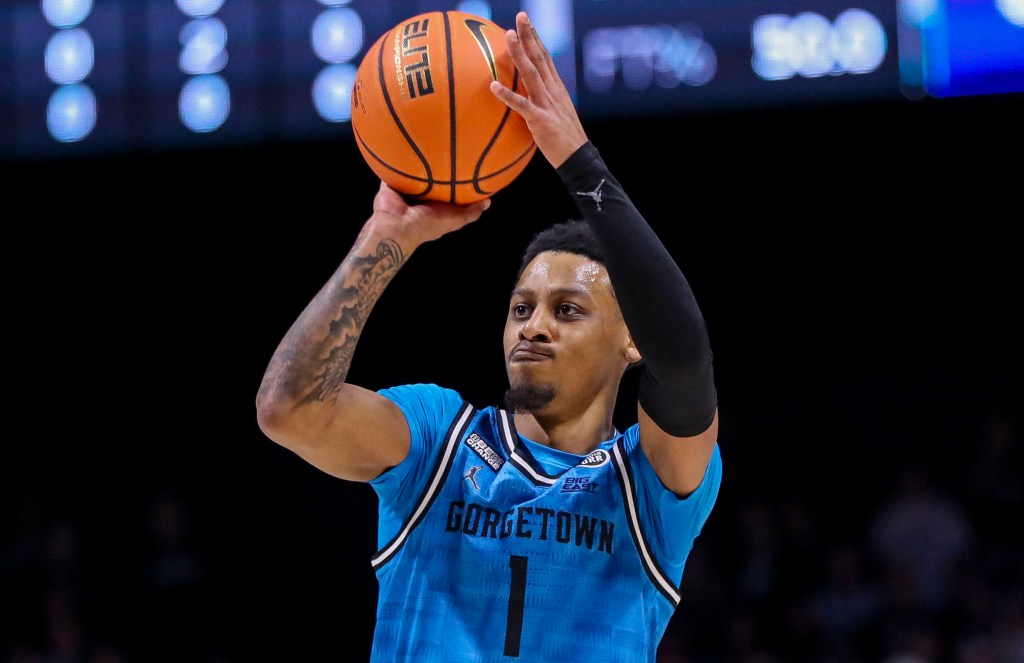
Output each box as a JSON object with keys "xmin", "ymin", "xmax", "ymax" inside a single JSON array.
[{"xmin": 512, "ymin": 251, "xmax": 612, "ymax": 298}]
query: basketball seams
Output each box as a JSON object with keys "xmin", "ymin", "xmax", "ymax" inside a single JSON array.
[
  {"xmin": 443, "ymin": 11, "xmax": 458, "ymax": 204},
  {"xmin": 472, "ymin": 67, "xmax": 536, "ymax": 197},
  {"xmin": 352, "ymin": 31, "xmax": 434, "ymax": 197}
]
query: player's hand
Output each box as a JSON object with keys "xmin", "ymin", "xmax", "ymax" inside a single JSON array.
[
  {"xmin": 490, "ymin": 11, "xmax": 588, "ymax": 169},
  {"xmin": 370, "ymin": 180, "xmax": 491, "ymax": 248}
]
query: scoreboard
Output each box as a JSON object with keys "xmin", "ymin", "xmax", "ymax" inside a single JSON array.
[{"xmin": 1, "ymin": 0, "xmax": 1021, "ymax": 161}]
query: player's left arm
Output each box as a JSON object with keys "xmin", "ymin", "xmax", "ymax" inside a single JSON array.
[
  {"xmin": 493, "ymin": 10, "xmax": 718, "ymax": 497},
  {"xmin": 561, "ymin": 144, "xmax": 719, "ymax": 497}
]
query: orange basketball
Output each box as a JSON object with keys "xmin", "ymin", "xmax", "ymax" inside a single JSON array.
[{"xmin": 350, "ymin": 11, "xmax": 536, "ymax": 205}]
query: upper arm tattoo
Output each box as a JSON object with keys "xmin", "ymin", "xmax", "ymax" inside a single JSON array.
[{"xmin": 267, "ymin": 238, "xmax": 405, "ymax": 406}]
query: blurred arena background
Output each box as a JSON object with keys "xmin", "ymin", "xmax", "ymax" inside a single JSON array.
[{"xmin": 2, "ymin": 0, "xmax": 1022, "ymax": 661}]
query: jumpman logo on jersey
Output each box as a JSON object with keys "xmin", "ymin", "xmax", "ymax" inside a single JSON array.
[
  {"xmin": 464, "ymin": 465, "xmax": 482, "ymax": 491},
  {"xmin": 575, "ymin": 178, "xmax": 606, "ymax": 211}
]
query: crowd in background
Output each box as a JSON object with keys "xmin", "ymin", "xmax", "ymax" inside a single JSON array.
[
  {"xmin": 3, "ymin": 388, "xmax": 1020, "ymax": 663},
  {"xmin": 663, "ymin": 403, "xmax": 1024, "ymax": 662}
]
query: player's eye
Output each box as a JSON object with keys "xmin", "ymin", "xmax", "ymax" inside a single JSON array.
[
  {"xmin": 557, "ymin": 303, "xmax": 581, "ymax": 316},
  {"xmin": 512, "ymin": 303, "xmax": 531, "ymax": 318}
]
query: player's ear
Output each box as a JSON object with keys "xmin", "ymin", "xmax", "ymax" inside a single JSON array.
[{"xmin": 624, "ymin": 333, "xmax": 642, "ymax": 365}]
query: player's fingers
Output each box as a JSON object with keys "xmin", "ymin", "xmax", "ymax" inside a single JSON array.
[
  {"xmin": 515, "ymin": 13, "xmax": 557, "ymax": 86},
  {"xmin": 373, "ymin": 179, "xmax": 410, "ymax": 214},
  {"xmin": 489, "ymin": 79, "xmax": 529, "ymax": 113},
  {"xmin": 505, "ymin": 27, "xmax": 561, "ymax": 117},
  {"xmin": 498, "ymin": 27, "xmax": 544, "ymax": 113},
  {"xmin": 472, "ymin": 198, "xmax": 492, "ymax": 226},
  {"xmin": 504, "ymin": 25, "xmax": 543, "ymax": 94},
  {"xmin": 441, "ymin": 208, "xmax": 485, "ymax": 234}
]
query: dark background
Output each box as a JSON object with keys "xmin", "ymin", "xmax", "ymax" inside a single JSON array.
[{"xmin": 4, "ymin": 91, "xmax": 1023, "ymax": 662}]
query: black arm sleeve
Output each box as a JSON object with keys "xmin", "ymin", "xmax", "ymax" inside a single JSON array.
[{"xmin": 556, "ymin": 141, "xmax": 717, "ymax": 437}]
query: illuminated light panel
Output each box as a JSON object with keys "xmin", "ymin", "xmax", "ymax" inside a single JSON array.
[
  {"xmin": 41, "ymin": 0, "xmax": 92, "ymax": 29},
  {"xmin": 176, "ymin": 0, "xmax": 225, "ymax": 19},
  {"xmin": 46, "ymin": 83, "xmax": 97, "ymax": 142},
  {"xmin": 311, "ymin": 7, "xmax": 363, "ymax": 65},
  {"xmin": 179, "ymin": 18, "xmax": 228, "ymax": 76},
  {"xmin": 44, "ymin": 26, "xmax": 94, "ymax": 84},
  {"xmin": 457, "ymin": 1, "xmax": 492, "ymax": 20},
  {"xmin": 583, "ymin": 25, "xmax": 716, "ymax": 92},
  {"xmin": 898, "ymin": 0, "xmax": 1024, "ymax": 97},
  {"xmin": 313, "ymin": 63, "xmax": 356, "ymax": 122},
  {"xmin": 752, "ymin": 10, "xmax": 887, "ymax": 81},
  {"xmin": 179, "ymin": 73, "xmax": 231, "ymax": 132}
]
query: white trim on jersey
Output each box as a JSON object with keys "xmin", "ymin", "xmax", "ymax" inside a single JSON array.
[
  {"xmin": 612, "ymin": 443, "xmax": 681, "ymax": 605},
  {"xmin": 371, "ymin": 403, "xmax": 476, "ymax": 570},
  {"xmin": 498, "ymin": 409, "xmax": 558, "ymax": 486}
]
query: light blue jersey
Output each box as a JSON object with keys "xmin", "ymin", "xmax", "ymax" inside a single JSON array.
[{"xmin": 368, "ymin": 383, "xmax": 722, "ymax": 663}]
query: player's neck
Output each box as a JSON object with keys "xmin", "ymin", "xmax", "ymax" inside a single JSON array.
[{"xmin": 513, "ymin": 411, "xmax": 616, "ymax": 456}]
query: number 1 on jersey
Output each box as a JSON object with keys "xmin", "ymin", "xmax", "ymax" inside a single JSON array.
[{"xmin": 504, "ymin": 555, "xmax": 528, "ymax": 657}]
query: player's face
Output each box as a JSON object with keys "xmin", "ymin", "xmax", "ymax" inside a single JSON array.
[{"xmin": 503, "ymin": 251, "xmax": 635, "ymax": 409}]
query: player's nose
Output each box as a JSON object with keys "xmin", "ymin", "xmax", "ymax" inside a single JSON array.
[{"xmin": 519, "ymin": 308, "xmax": 552, "ymax": 342}]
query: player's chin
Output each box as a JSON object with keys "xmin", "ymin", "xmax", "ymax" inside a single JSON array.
[
  {"xmin": 505, "ymin": 369, "xmax": 548, "ymax": 395},
  {"xmin": 507, "ymin": 360, "xmax": 550, "ymax": 381},
  {"xmin": 504, "ymin": 380, "xmax": 557, "ymax": 414}
]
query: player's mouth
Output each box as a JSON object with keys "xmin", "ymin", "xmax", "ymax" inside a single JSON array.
[{"xmin": 509, "ymin": 342, "xmax": 553, "ymax": 363}]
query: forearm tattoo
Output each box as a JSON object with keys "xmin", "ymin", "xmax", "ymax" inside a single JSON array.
[{"xmin": 269, "ymin": 238, "xmax": 404, "ymax": 406}]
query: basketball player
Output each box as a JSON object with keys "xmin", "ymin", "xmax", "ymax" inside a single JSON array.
[{"xmin": 256, "ymin": 11, "xmax": 721, "ymax": 663}]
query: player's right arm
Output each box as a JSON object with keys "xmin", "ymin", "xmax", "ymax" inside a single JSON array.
[{"xmin": 255, "ymin": 181, "xmax": 489, "ymax": 482}]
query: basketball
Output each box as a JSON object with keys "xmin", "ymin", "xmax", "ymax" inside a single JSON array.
[{"xmin": 350, "ymin": 11, "xmax": 536, "ymax": 205}]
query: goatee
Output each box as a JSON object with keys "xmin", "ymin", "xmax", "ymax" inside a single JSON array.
[{"xmin": 503, "ymin": 383, "xmax": 556, "ymax": 413}]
